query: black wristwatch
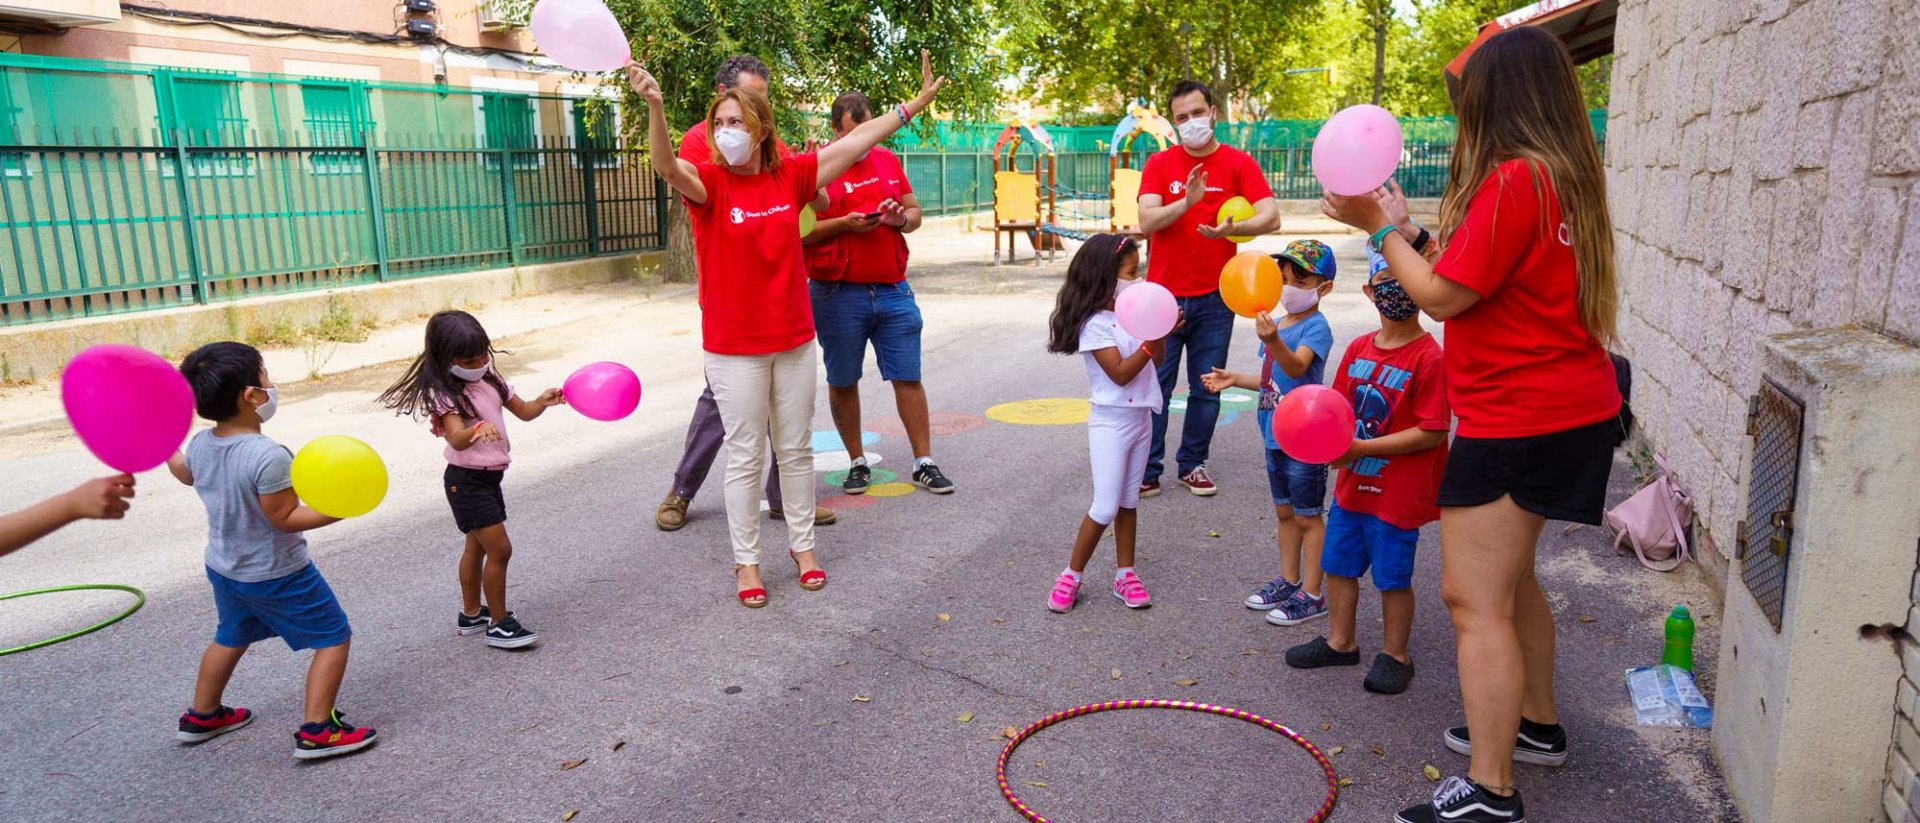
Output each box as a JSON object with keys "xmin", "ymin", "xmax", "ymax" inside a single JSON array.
[{"xmin": 1410, "ymin": 226, "xmax": 1431, "ymax": 253}]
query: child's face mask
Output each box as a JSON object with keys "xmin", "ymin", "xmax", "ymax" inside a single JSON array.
[
  {"xmin": 1368, "ymin": 278, "xmax": 1419, "ymax": 321},
  {"xmin": 250, "ymin": 386, "xmax": 279, "ymax": 423},
  {"xmin": 450, "ymin": 358, "xmax": 491, "ymax": 382}
]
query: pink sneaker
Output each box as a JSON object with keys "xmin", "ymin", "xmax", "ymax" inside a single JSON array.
[
  {"xmin": 1112, "ymin": 570, "xmax": 1153, "ymax": 609},
  {"xmin": 1047, "ymin": 572, "xmax": 1082, "ymax": 613}
]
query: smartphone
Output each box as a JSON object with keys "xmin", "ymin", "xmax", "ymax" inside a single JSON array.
[{"xmin": 861, "ymin": 211, "xmax": 884, "ymax": 219}]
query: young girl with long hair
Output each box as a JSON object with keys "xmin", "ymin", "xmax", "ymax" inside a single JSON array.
[
  {"xmin": 1044, "ymin": 234, "xmax": 1171, "ymax": 614},
  {"xmin": 378, "ymin": 310, "xmax": 564, "ymax": 649},
  {"xmin": 1322, "ymin": 26, "xmax": 1621, "ymax": 823}
]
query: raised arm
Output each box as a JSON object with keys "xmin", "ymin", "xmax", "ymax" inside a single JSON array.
[
  {"xmin": 625, "ymin": 63, "xmax": 706, "ymax": 204},
  {"xmin": 1321, "ymin": 187, "xmax": 1480, "ymax": 321},
  {"xmin": 0, "ymin": 475, "xmax": 136, "ymax": 557},
  {"xmin": 816, "ymin": 50, "xmax": 945, "ymax": 183},
  {"xmin": 1138, "ymin": 164, "xmax": 1206, "ymax": 235}
]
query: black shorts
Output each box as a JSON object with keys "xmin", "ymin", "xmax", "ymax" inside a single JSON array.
[
  {"xmin": 444, "ymin": 465, "xmax": 507, "ymax": 533},
  {"xmin": 1438, "ymin": 417, "xmax": 1618, "ymax": 524}
]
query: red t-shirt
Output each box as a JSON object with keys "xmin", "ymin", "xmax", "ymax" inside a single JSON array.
[
  {"xmin": 812, "ymin": 147, "xmax": 913, "ymax": 283},
  {"xmin": 1331, "ymin": 331, "xmax": 1450, "ymax": 530},
  {"xmin": 1139, "ymin": 144, "xmax": 1274, "ymax": 297},
  {"xmin": 687, "ymin": 153, "xmax": 819, "ymax": 355},
  {"xmin": 678, "ymin": 121, "xmax": 793, "ymax": 165},
  {"xmin": 1433, "ymin": 159, "xmax": 1621, "ymax": 438}
]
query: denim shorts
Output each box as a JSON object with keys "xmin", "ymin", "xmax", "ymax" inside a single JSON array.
[
  {"xmin": 1321, "ymin": 503, "xmax": 1420, "ymax": 591},
  {"xmin": 1264, "ymin": 447, "xmax": 1328, "ymax": 516},
  {"xmin": 809, "ymin": 280, "xmax": 924, "ymax": 387},
  {"xmin": 207, "ymin": 564, "xmax": 352, "ymax": 651}
]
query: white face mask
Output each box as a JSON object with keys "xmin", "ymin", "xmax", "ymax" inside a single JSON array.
[
  {"xmin": 1281, "ymin": 284, "xmax": 1322, "ymax": 314},
  {"xmin": 1116, "ymin": 277, "xmax": 1139, "ymax": 295},
  {"xmin": 450, "ymin": 358, "xmax": 490, "ymax": 383},
  {"xmin": 714, "ymin": 127, "xmax": 754, "ymax": 166},
  {"xmin": 1177, "ymin": 116, "xmax": 1213, "ymax": 149},
  {"xmin": 251, "ymin": 386, "xmax": 279, "ymax": 423}
]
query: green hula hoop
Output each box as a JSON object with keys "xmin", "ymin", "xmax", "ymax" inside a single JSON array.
[{"xmin": 0, "ymin": 584, "xmax": 145, "ymax": 656}]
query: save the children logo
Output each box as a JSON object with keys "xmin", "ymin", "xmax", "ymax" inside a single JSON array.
[
  {"xmin": 1169, "ymin": 181, "xmax": 1226, "ymax": 196},
  {"xmin": 729, "ymin": 203, "xmax": 793, "ymax": 225},
  {"xmin": 844, "ymin": 176, "xmax": 880, "ymax": 195}
]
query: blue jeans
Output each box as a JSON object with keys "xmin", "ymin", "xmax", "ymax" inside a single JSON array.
[
  {"xmin": 1147, "ymin": 290, "xmax": 1235, "ymax": 483},
  {"xmin": 809, "ymin": 280, "xmax": 924, "ymax": 388}
]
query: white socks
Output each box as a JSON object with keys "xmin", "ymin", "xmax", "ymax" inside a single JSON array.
[
  {"xmin": 915, "ymin": 455, "xmax": 934, "ymax": 469},
  {"xmin": 1115, "ymin": 566, "xmax": 1135, "ymax": 582},
  {"xmin": 1060, "ymin": 568, "xmax": 1082, "ymax": 582},
  {"xmin": 852, "ymin": 455, "xmax": 869, "ymax": 468}
]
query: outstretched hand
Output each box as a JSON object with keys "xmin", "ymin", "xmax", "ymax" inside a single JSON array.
[
  {"xmin": 1197, "ymin": 217, "xmax": 1239, "ymax": 239},
  {"xmin": 1181, "ymin": 165, "xmax": 1209, "ymax": 210},
  {"xmin": 65, "ymin": 474, "xmax": 136, "ymax": 521},
  {"xmin": 624, "ymin": 61, "xmax": 663, "ymax": 106},
  {"xmin": 1320, "ymin": 190, "xmax": 1389, "ymax": 232},
  {"xmin": 1200, "ymin": 367, "xmax": 1234, "ymax": 394},
  {"xmin": 907, "ymin": 50, "xmax": 947, "ymax": 116},
  {"xmin": 535, "ymin": 388, "xmax": 566, "ymax": 408}
]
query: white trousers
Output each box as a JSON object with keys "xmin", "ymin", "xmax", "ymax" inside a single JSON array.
[
  {"xmin": 1087, "ymin": 404, "xmax": 1153, "ymax": 526},
  {"xmin": 705, "ymin": 340, "xmax": 818, "ymax": 566}
]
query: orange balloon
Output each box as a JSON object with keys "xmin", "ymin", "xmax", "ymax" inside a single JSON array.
[{"xmin": 1219, "ymin": 252, "xmax": 1282, "ymax": 318}]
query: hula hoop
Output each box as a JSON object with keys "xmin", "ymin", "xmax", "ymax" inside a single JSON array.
[
  {"xmin": 0, "ymin": 584, "xmax": 145, "ymax": 656},
  {"xmin": 996, "ymin": 699, "xmax": 1340, "ymax": 823}
]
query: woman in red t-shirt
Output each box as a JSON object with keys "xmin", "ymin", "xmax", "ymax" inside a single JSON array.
[
  {"xmin": 628, "ymin": 55, "xmax": 944, "ymax": 609},
  {"xmin": 1321, "ymin": 27, "xmax": 1620, "ymax": 823}
]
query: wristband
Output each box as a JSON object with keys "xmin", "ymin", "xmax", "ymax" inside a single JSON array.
[
  {"xmin": 1411, "ymin": 226, "xmax": 1431, "ymax": 253},
  {"xmin": 895, "ymin": 104, "xmax": 911, "ymax": 125},
  {"xmin": 1367, "ymin": 225, "xmax": 1396, "ymax": 253}
]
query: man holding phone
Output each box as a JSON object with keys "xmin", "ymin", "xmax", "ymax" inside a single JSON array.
[{"xmin": 802, "ymin": 92, "xmax": 954, "ymax": 497}]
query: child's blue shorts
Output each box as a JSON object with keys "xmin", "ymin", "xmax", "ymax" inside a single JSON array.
[
  {"xmin": 1265, "ymin": 448, "xmax": 1328, "ymax": 516},
  {"xmin": 1321, "ymin": 503, "xmax": 1420, "ymax": 591},
  {"xmin": 207, "ymin": 564, "xmax": 352, "ymax": 651}
]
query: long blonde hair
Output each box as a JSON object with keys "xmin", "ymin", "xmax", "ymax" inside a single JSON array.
[
  {"xmin": 1440, "ymin": 26, "xmax": 1616, "ymax": 346},
  {"xmin": 706, "ymin": 87, "xmax": 782, "ymax": 171}
]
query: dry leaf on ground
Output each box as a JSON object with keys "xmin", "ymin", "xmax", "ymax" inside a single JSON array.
[
  {"xmin": 1002, "ymin": 726, "xmax": 1019, "ymax": 739},
  {"xmin": 563, "ymin": 811, "xmax": 578, "ymax": 821},
  {"xmin": 561, "ymin": 758, "xmax": 588, "ymax": 770},
  {"xmin": 1320, "ymin": 722, "xmax": 1332, "ymax": 731},
  {"xmin": 937, "ymin": 613, "xmax": 951, "ymax": 622},
  {"xmin": 852, "ymin": 695, "xmax": 871, "ymax": 703},
  {"xmin": 1578, "ymin": 615, "xmax": 1596, "ymax": 623},
  {"xmin": 1328, "ymin": 746, "xmax": 1344, "ymax": 756},
  {"xmin": 956, "ymin": 711, "xmax": 974, "ymax": 724},
  {"xmin": 1423, "ymin": 764, "xmax": 1441, "ymax": 782},
  {"xmin": 1111, "ymin": 669, "xmax": 1122, "ymax": 680},
  {"xmin": 1023, "ymin": 781, "xmax": 1049, "ymax": 788},
  {"xmin": 1174, "ymin": 678, "xmax": 1199, "ymax": 686},
  {"xmin": 612, "ymin": 741, "xmax": 625, "ymax": 752},
  {"xmin": 1370, "ymin": 746, "xmax": 1385, "ymax": 756}
]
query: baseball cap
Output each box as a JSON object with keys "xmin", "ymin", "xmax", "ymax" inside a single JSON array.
[{"xmin": 1273, "ymin": 239, "xmax": 1336, "ymax": 281}]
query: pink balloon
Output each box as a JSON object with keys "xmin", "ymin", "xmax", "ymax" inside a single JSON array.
[
  {"xmin": 61, "ymin": 344, "xmax": 194, "ymax": 473},
  {"xmin": 564, "ymin": 362, "xmax": 641, "ymax": 422},
  {"xmin": 530, "ymin": 0, "xmax": 631, "ymax": 73},
  {"xmin": 1272, "ymin": 384, "xmax": 1357, "ymax": 465},
  {"xmin": 1114, "ymin": 281, "xmax": 1178, "ymax": 341},
  {"xmin": 1311, "ymin": 104, "xmax": 1405, "ymax": 196}
]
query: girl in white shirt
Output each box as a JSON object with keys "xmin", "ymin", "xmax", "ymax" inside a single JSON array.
[{"xmin": 1043, "ymin": 234, "xmax": 1173, "ymax": 613}]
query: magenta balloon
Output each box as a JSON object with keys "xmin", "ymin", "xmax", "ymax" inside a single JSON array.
[
  {"xmin": 1114, "ymin": 281, "xmax": 1178, "ymax": 341},
  {"xmin": 61, "ymin": 344, "xmax": 195, "ymax": 473},
  {"xmin": 564, "ymin": 362, "xmax": 641, "ymax": 422},
  {"xmin": 1311, "ymin": 104, "xmax": 1405, "ymax": 197},
  {"xmin": 1271, "ymin": 384, "xmax": 1357, "ymax": 465},
  {"xmin": 530, "ymin": 0, "xmax": 631, "ymax": 73}
]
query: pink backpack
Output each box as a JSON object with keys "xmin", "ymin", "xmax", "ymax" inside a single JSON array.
[{"xmin": 1604, "ymin": 453, "xmax": 1694, "ymax": 572}]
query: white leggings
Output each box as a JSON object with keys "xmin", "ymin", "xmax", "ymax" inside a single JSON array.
[
  {"xmin": 1087, "ymin": 404, "xmax": 1153, "ymax": 526},
  {"xmin": 705, "ymin": 340, "xmax": 818, "ymax": 566}
]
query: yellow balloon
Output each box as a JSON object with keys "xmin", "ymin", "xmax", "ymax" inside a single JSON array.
[
  {"xmin": 1218, "ymin": 195, "xmax": 1256, "ymax": 244},
  {"xmin": 1219, "ymin": 252, "xmax": 1283, "ymax": 318},
  {"xmin": 290, "ymin": 435, "xmax": 389, "ymax": 519},
  {"xmin": 799, "ymin": 205, "xmax": 818, "ymax": 237}
]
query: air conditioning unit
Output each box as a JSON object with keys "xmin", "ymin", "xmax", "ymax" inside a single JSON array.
[{"xmin": 478, "ymin": 0, "xmax": 534, "ymax": 31}]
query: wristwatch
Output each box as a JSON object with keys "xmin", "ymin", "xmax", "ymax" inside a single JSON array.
[
  {"xmin": 1367, "ymin": 225, "xmax": 1396, "ymax": 253},
  {"xmin": 1411, "ymin": 226, "xmax": 1431, "ymax": 253}
]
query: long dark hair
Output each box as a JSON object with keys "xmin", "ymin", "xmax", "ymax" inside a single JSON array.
[
  {"xmin": 1047, "ymin": 233, "xmax": 1140, "ymax": 355},
  {"xmin": 377, "ymin": 310, "xmax": 509, "ymax": 421},
  {"xmin": 1444, "ymin": 25, "xmax": 1615, "ymax": 346}
]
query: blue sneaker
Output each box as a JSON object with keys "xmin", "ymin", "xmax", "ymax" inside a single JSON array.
[
  {"xmin": 1265, "ymin": 590, "xmax": 1328, "ymax": 626},
  {"xmin": 1244, "ymin": 576, "xmax": 1299, "ymax": 610}
]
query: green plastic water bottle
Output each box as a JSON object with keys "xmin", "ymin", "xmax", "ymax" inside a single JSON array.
[{"xmin": 1662, "ymin": 605, "xmax": 1695, "ymax": 671}]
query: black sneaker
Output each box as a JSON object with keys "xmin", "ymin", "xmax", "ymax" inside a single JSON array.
[
  {"xmin": 485, "ymin": 615, "xmax": 539, "ymax": 649},
  {"xmin": 1444, "ymin": 719, "xmax": 1568, "ymax": 767},
  {"xmin": 1285, "ymin": 636, "xmax": 1361, "ymax": 669},
  {"xmin": 912, "ymin": 462, "xmax": 955, "ymax": 494},
  {"xmin": 456, "ymin": 605, "xmax": 491, "ymax": 636},
  {"xmin": 1395, "ymin": 777, "xmax": 1525, "ymax": 823},
  {"xmin": 1364, "ymin": 652, "xmax": 1416, "ymax": 695},
  {"xmin": 843, "ymin": 464, "xmax": 872, "ymax": 495}
]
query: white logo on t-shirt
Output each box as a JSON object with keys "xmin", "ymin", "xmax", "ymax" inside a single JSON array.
[
  {"xmin": 730, "ymin": 207, "xmax": 745, "ymax": 224},
  {"xmin": 843, "ymin": 176, "xmax": 880, "ymax": 196},
  {"xmin": 728, "ymin": 203, "xmax": 793, "ymax": 225},
  {"xmin": 1168, "ymin": 181, "xmax": 1225, "ymax": 196}
]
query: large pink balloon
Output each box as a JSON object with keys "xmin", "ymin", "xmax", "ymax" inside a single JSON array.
[
  {"xmin": 61, "ymin": 344, "xmax": 194, "ymax": 473},
  {"xmin": 1114, "ymin": 281, "xmax": 1178, "ymax": 341},
  {"xmin": 530, "ymin": 0, "xmax": 631, "ymax": 73},
  {"xmin": 564, "ymin": 362, "xmax": 641, "ymax": 422},
  {"xmin": 1311, "ymin": 104, "xmax": 1405, "ymax": 196},
  {"xmin": 1272, "ymin": 384, "xmax": 1357, "ymax": 465}
]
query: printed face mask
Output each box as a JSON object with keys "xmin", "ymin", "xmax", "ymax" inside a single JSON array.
[
  {"xmin": 1280, "ymin": 283, "xmax": 1322, "ymax": 314},
  {"xmin": 714, "ymin": 127, "xmax": 754, "ymax": 166},
  {"xmin": 251, "ymin": 386, "xmax": 279, "ymax": 423},
  {"xmin": 450, "ymin": 358, "xmax": 491, "ymax": 382},
  {"xmin": 1369, "ymin": 279, "xmax": 1419, "ymax": 321},
  {"xmin": 1177, "ymin": 116, "xmax": 1213, "ymax": 149}
]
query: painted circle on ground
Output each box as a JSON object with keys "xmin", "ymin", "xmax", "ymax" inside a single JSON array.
[
  {"xmin": 869, "ymin": 412, "xmax": 989, "ymax": 438},
  {"xmin": 817, "ymin": 493, "xmax": 881, "ymax": 510},
  {"xmin": 810, "ymin": 430, "xmax": 882, "ymax": 452},
  {"xmin": 814, "ymin": 450, "xmax": 882, "ymax": 473},
  {"xmin": 986, "ymin": 399, "xmax": 1090, "ymax": 426},
  {"xmin": 865, "ymin": 482, "xmax": 917, "ymax": 498},
  {"xmin": 824, "ymin": 467, "xmax": 898, "ymax": 488},
  {"xmin": 1168, "ymin": 387, "xmax": 1258, "ymax": 415}
]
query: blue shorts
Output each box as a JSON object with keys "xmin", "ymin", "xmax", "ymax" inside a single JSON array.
[
  {"xmin": 1321, "ymin": 503, "xmax": 1420, "ymax": 591},
  {"xmin": 1264, "ymin": 448, "xmax": 1328, "ymax": 516},
  {"xmin": 207, "ymin": 564, "xmax": 352, "ymax": 651},
  {"xmin": 810, "ymin": 280, "xmax": 924, "ymax": 387}
]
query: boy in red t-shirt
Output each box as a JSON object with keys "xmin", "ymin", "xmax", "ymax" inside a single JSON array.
[{"xmin": 1285, "ymin": 250, "xmax": 1450, "ymax": 696}]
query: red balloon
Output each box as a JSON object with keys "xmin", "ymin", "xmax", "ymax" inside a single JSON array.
[{"xmin": 1271, "ymin": 384, "xmax": 1356, "ymax": 465}]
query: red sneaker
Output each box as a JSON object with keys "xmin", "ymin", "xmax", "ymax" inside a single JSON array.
[
  {"xmin": 177, "ymin": 705, "xmax": 253, "ymax": 744},
  {"xmin": 1179, "ymin": 467, "xmax": 1218, "ymax": 497},
  {"xmin": 294, "ymin": 709, "xmax": 379, "ymax": 760},
  {"xmin": 1139, "ymin": 479, "xmax": 1163, "ymax": 498}
]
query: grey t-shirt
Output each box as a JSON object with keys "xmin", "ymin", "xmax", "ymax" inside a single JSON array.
[{"xmin": 185, "ymin": 429, "xmax": 310, "ymax": 582}]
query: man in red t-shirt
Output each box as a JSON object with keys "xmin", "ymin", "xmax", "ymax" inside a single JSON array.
[
  {"xmin": 656, "ymin": 54, "xmax": 830, "ymax": 532},
  {"xmin": 800, "ymin": 92, "xmax": 953, "ymax": 496},
  {"xmin": 1136, "ymin": 80, "xmax": 1280, "ymax": 498}
]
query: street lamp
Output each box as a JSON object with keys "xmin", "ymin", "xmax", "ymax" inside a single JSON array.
[{"xmin": 1177, "ymin": 22, "xmax": 1194, "ymax": 80}]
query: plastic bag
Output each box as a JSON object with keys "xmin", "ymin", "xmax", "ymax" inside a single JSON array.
[{"xmin": 1626, "ymin": 664, "xmax": 1713, "ymax": 728}]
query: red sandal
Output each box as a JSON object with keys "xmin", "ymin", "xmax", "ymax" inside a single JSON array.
[
  {"xmin": 733, "ymin": 564, "xmax": 767, "ymax": 608},
  {"xmin": 790, "ymin": 549, "xmax": 828, "ymax": 591}
]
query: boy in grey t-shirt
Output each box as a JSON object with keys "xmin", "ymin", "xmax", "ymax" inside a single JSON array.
[{"xmin": 166, "ymin": 342, "xmax": 378, "ymax": 761}]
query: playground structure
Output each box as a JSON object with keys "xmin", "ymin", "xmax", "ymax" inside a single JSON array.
[
  {"xmin": 1106, "ymin": 102, "xmax": 1175, "ymax": 238},
  {"xmin": 990, "ymin": 121, "xmax": 1057, "ymax": 266},
  {"xmin": 988, "ymin": 102, "xmax": 1176, "ymax": 266}
]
